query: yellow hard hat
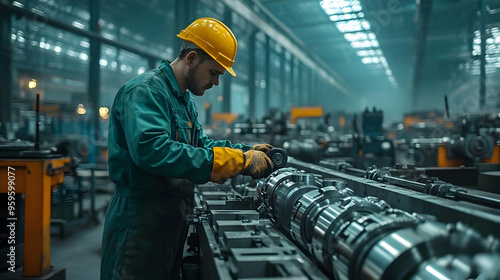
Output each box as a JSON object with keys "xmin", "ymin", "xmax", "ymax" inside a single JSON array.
[{"xmin": 177, "ymin": 17, "xmax": 237, "ymax": 76}]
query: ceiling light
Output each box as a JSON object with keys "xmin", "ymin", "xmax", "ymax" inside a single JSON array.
[
  {"xmin": 72, "ymin": 21, "xmax": 85, "ymax": 29},
  {"xmin": 361, "ymin": 57, "xmax": 372, "ymax": 64},
  {"xmin": 351, "ymin": 40, "xmax": 372, "ymax": 48},
  {"xmin": 80, "ymin": 41, "xmax": 90, "ymax": 48},
  {"xmin": 357, "ymin": 50, "xmax": 368, "ymax": 56}
]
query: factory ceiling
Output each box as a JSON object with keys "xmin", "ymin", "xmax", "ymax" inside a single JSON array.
[
  {"xmin": 258, "ymin": 0, "xmax": 500, "ymax": 99},
  {"xmin": 6, "ymin": 0, "xmax": 500, "ymax": 116}
]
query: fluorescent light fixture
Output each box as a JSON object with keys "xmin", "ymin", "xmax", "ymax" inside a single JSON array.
[
  {"xmin": 344, "ymin": 32, "xmax": 368, "ymax": 42},
  {"xmin": 80, "ymin": 41, "xmax": 90, "ymax": 48},
  {"xmin": 326, "ymin": 8, "xmax": 342, "ymax": 15},
  {"xmin": 72, "ymin": 21, "xmax": 85, "ymax": 29},
  {"xmin": 356, "ymin": 50, "xmax": 368, "ymax": 56},
  {"xmin": 66, "ymin": 50, "xmax": 78, "ymax": 57},
  {"xmin": 320, "ymin": 0, "xmax": 397, "ymax": 86},
  {"xmin": 351, "ymin": 40, "xmax": 372, "ymax": 48},
  {"xmin": 336, "ymin": 20, "xmax": 364, "ymax": 32},
  {"xmin": 13, "ymin": 1, "xmax": 24, "ymax": 8},
  {"xmin": 329, "ymin": 15, "xmax": 340, "ymax": 21},
  {"xmin": 102, "ymin": 32, "xmax": 115, "ymax": 40},
  {"xmin": 361, "ymin": 57, "xmax": 372, "ymax": 64}
]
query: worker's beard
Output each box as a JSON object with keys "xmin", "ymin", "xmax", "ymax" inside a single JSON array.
[{"xmin": 186, "ymin": 62, "xmax": 205, "ymax": 96}]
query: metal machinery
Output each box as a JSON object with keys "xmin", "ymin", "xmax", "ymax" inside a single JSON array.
[
  {"xmin": 277, "ymin": 107, "xmax": 395, "ymax": 170},
  {"xmin": 0, "ymin": 143, "xmax": 69, "ymax": 279},
  {"xmin": 406, "ymin": 113, "xmax": 500, "ymax": 169},
  {"xmin": 187, "ymin": 153, "xmax": 500, "ymax": 279},
  {"xmin": 0, "ymin": 95, "xmax": 68, "ymax": 279}
]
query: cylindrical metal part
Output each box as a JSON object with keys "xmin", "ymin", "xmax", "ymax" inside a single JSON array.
[
  {"xmin": 256, "ymin": 167, "xmax": 500, "ymax": 280},
  {"xmin": 269, "ymin": 148, "xmax": 288, "ymax": 170}
]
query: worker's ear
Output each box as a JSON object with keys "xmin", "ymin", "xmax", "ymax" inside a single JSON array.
[{"xmin": 185, "ymin": 51, "xmax": 198, "ymax": 67}]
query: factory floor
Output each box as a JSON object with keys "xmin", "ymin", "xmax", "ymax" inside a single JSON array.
[{"xmin": 50, "ymin": 191, "xmax": 112, "ymax": 280}]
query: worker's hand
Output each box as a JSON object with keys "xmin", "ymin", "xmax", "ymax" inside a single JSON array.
[
  {"xmin": 242, "ymin": 150, "xmax": 274, "ymax": 179},
  {"xmin": 252, "ymin": 143, "xmax": 273, "ymax": 154}
]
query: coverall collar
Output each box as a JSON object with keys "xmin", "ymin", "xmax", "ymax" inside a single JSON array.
[{"xmin": 159, "ymin": 59, "xmax": 192, "ymax": 103}]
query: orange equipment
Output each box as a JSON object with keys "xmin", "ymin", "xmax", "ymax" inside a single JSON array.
[{"xmin": 0, "ymin": 157, "xmax": 70, "ymax": 277}]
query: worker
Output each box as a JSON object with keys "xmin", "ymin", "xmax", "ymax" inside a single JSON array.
[{"xmin": 100, "ymin": 17, "xmax": 274, "ymax": 280}]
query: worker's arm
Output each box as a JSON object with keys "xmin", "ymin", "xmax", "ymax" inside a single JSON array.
[
  {"xmin": 119, "ymin": 84, "xmax": 270, "ymax": 184},
  {"xmin": 119, "ymin": 84, "xmax": 215, "ymax": 183}
]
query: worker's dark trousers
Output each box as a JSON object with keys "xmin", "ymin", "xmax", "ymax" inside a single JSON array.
[{"xmin": 100, "ymin": 186, "xmax": 193, "ymax": 280}]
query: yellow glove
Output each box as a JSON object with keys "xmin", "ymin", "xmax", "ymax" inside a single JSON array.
[
  {"xmin": 242, "ymin": 150, "xmax": 274, "ymax": 179},
  {"xmin": 210, "ymin": 147, "xmax": 244, "ymax": 184},
  {"xmin": 252, "ymin": 143, "xmax": 273, "ymax": 154}
]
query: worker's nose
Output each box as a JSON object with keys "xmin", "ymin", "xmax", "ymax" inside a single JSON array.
[{"xmin": 212, "ymin": 76, "xmax": 219, "ymax": 86}]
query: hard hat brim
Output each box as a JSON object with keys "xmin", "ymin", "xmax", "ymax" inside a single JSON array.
[{"xmin": 226, "ymin": 67, "xmax": 236, "ymax": 77}]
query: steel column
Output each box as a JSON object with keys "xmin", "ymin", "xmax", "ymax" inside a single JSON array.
[
  {"xmin": 479, "ymin": 0, "xmax": 487, "ymax": 111},
  {"xmin": 0, "ymin": 3, "xmax": 12, "ymax": 139},
  {"xmin": 280, "ymin": 50, "xmax": 286, "ymax": 111},
  {"xmin": 87, "ymin": 0, "xmax": 101, "ymax": 164},
  {"xmin": 222, "ymin": 8, "xmax": 233, "ymax": 113},
  {"xmin": 248, "ymin": 30, "xmax": 257, "ymax": 120},
  {"xmin": 298, "ymin": 63, "xmax": 303, "ymax": 106},
  {"xmin": 308, "ymin": 68, "xmax": 313, "ymax": 105},
  {"xmin": 411, "ymin": 0, "xmax": 433, "ymax": 111},
  {"xmin": 290, "ymin": 56, "xmax": 295, "ymax": 107},
  {"xmin": 264, "ymin": 35, "xmax": 270, "ymax": 114}
]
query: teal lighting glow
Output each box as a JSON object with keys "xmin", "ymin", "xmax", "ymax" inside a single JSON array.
[{"xmin": 320, "ymin": 0, "xmax": 397, "ymax": 87}]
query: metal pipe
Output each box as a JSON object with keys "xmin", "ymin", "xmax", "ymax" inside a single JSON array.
[
  {"xmin": 336, "ymin": 163, "xmax": 500, "ymax": 209},
  {"xmin": 457, "ymin": 192, "xmax": 500, "ymax": 208},
  {"xmin": 344, "ymin": 167, "xmax": 366, "ymax": 177},
  {"xmin": 382, "ymin": 175, "xmax": 427, "ymax": 191}
]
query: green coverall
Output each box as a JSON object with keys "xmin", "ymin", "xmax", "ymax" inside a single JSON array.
[{"xmin": 100, "ymin": 60, "xmax": 250, "ymax": 280}]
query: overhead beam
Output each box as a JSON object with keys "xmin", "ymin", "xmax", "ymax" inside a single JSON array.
[{"xmin": 220, "ymin": 0, "xmax": 352, "ymax": 97}]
